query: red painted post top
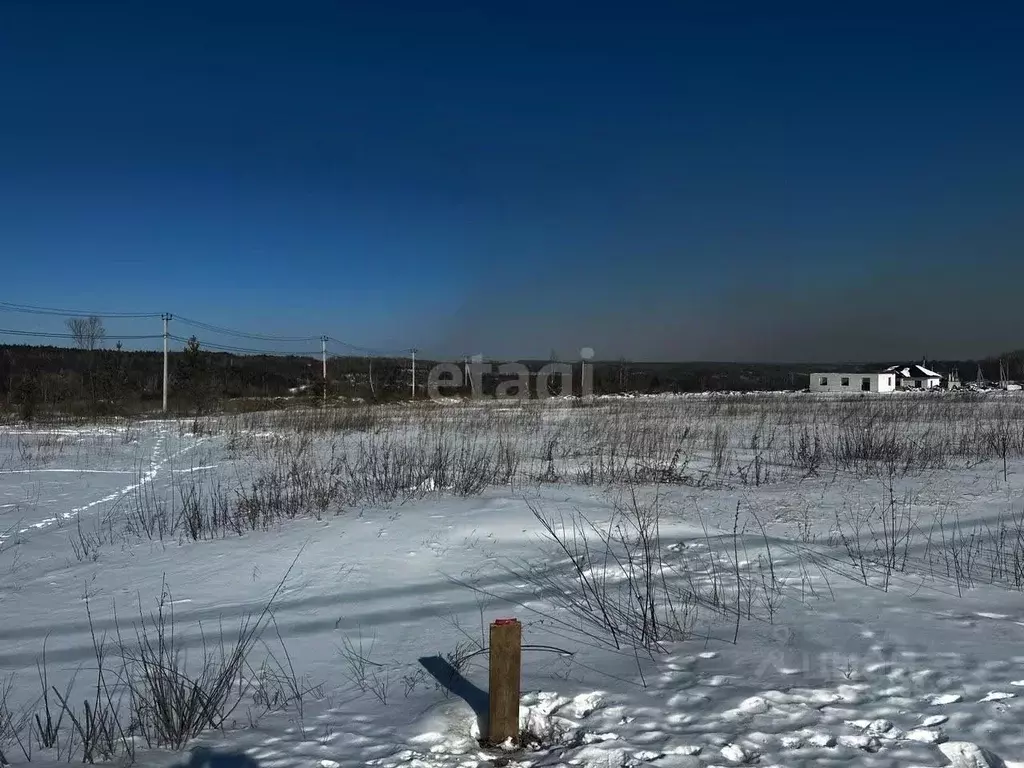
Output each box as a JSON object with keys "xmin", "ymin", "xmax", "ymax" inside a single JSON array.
[{"xmin": 493, "ymin": 618, "xmax": 519, "ymax": 625}]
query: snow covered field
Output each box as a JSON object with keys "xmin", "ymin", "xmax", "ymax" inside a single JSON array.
[{"xmin": 2, "ymin": 393, "xmax": 1024, "ymax": 768}]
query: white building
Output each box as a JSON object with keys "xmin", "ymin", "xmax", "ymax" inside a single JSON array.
[
  {"xmin": 809, "ymin": 371, "xmax": 897, "ymax": 393},
  {"xmin": 883, "ymin": 364, "xmax": 942, "ymax": 390}
]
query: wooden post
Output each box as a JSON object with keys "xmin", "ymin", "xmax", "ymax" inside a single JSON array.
[{"xmin": 487, "ymin": 618, "xmax": 522, "ymax": 746}]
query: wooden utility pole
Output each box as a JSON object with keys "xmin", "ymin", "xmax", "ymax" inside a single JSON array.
[{"xmin": 487, "ymin": 618, "xmax": 522, "ymax": 746}]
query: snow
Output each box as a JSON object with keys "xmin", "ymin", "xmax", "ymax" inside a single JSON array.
[{"xmin": 2, "ymin": 397, "xmax": 1024, "ymax": 767}]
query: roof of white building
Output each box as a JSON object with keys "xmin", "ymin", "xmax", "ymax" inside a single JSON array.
[{"xmin": 883, "ymin": 364, "xmax": 942, "ymax": 379}]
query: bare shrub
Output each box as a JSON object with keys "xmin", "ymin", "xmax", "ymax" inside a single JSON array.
[
  {"xmin": 113, "ymin": 563, "xmax": 298, "ymax": 750},
  {"xmin": 68, "ymin": 515, "xmax": 107, "ymax": 563},
  {"xmin": 126, "ymin": 469, "xmax": 173, "ymax": 541},
  {"xmin": 789, "ymin": 425, "xmax": 824, "ymax": 475},
  {"xmin": 830, "ymin": 478, "xmax": 920, "ymax": 591},
  {"xmin": 337, "ymin": 630, "xmax": 392, "ymax": 705},
  {"xmin": 920, "ymin": 505, "xmax": 1024, "ymax": 595},
  {"xmin": 520, "ymin": 490, "xmax": 696, "ymax": 654},
  {"xmin": 2, "ymin": 551, "xmax": 307, "ymax": 764},
  {"xmin": 32, "ymin": 637, "xmax": 69, "ymax": 754},
  {"xmin": 458, "ymin": 491, "xmax": 786, "ymax": 685},
  {"xmin": 248, "ymin": 616, "xmax": 325, "ymax": 731},
  {"xmin": 1, "ymin": 674, "xmax": 32, "ymax": 765}
]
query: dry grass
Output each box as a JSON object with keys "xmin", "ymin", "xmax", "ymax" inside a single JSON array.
[{"xmin": 0, "ymin": 553, "xmax": 312, "ymax": 764}]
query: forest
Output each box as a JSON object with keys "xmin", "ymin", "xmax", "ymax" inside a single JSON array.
[{"xmin": 1, "ymin": 336, "xmax": 1018, "ymax": 419}]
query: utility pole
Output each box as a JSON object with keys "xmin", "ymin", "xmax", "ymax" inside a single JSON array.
[
  {"xmin": 410, "ymin": 348, "xmax": 418, "ymax": 399},
  {"xmin": 321, "ymin": 336, "xmax": 328, "ymax": 405},
  {"xmin": 162, "ymin": 313, "xmax": 172, "ymax": 413}
]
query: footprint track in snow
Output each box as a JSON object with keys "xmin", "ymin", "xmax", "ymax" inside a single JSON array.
[{"xmin": 10, "ymin": 428, "xmax": 208, "ymax": 541}]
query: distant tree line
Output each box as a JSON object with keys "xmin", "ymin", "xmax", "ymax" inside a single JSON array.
[
  {"xmin": 1, "ymin": 320, "xmax": 1021, "ymax": 419},
  {"xmin": 0, "ymin": 345, "xmax": 430, "ymax": 419}
]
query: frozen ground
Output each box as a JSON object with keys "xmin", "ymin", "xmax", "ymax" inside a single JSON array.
[{"xmin": 2, "ymin": 395, "xmax": 1024, "ymax": 768}]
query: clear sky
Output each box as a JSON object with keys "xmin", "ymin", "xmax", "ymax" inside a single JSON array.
[{"xmin": 1, "ymin": 1, "xmax": 1022, "ymax": 362}]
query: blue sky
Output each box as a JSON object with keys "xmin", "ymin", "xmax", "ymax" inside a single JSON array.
[{"xmin": 1, "ymin": 1, "xmax": 1022, "ymax": 361}]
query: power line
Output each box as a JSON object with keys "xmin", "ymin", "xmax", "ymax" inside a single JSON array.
[
  {"xmin": 0, "ymin": 327, "xmax": 163, "ymax": 340},
  {"xmin": 0, "ymin": 298, "xmax": 425, "ymax": 360},
  {"xmin": 168, "ymin": 334, "xmax": 322, "ymax": 357},
  {"xmin": 0, "ymin": 324, "xmax": 413, "ymax": 359},
  {"xmin": 175, "ymin": 316, "xmax": 321, "ymax": 343},
  {"xmin": 0, "ymin": 300, "xmax": 162, "ymax": 319},
  {"xmin": 327, "ymin": 336, "xmax": 409, "ymax": 357}
]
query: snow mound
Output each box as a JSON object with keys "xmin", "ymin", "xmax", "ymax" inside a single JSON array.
[{"xmin": 938, "ymin": 741, "xmax": 1009, "ymax": 768}]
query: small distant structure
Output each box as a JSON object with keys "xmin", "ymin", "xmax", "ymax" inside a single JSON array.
[
  {"xmin": 967, "ymin": 360, "xmax": 1020, "ymax": 391},
  {"xmin": 998, "ymin": 359, "xmax": 1022, "ymax": 391},
  {"xmin": 809, "ymin": 371, "xmax": 896, "ymax": 393}
]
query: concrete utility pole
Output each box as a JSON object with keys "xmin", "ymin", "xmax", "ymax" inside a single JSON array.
[
  {"xmin": 321, "ymin": 336, "xmax": 328, "ymax": 405},
  {"xmin": 411, "ymin": 348, "xmax": 418, "ymax": 399},
  {"xmin": 162, "ymin": 313, "xmax": 172, "ymax": 413}
]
